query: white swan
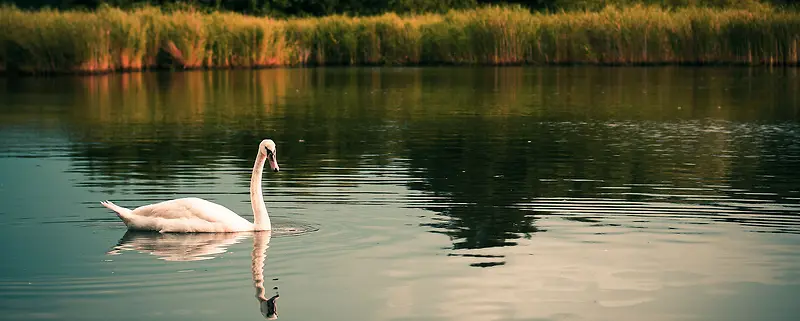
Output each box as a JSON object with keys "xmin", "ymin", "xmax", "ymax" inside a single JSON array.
[{"xmin": 100, "ymin": 139, "xmax": 280, "ymax": 233}]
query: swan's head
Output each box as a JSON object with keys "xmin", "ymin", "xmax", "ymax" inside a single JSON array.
[{"xmin": 260, "ymin": 139, "xmax": 280, "ymax": 172}]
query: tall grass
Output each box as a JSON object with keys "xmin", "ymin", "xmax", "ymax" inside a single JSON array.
[{"xmin": 0, "ymin": 4, "xmax": 798, "ymax": 74}]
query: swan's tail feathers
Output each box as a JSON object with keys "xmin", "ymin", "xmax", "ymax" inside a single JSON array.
[{"xmin": 101, "ymin": 200, "xmax": 133, "ymax": 220}]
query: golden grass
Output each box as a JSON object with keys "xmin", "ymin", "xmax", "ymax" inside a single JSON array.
[{"xmin": 0, "ymin": 4, "xmax": 797, "ymax": 74}]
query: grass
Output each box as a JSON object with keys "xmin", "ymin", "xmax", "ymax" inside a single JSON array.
[{"xmin": 0, "ymin": 4, "xmax": 798, "ymax": 74}]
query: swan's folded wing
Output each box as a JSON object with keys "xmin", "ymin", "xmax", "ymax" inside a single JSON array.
[
  {"xmin": 125, "ymin": 197, "xmax": 255, "ymax": 232},
  {"xmin": 132, "ymin": 197, "xmax": 242, "ymax": 222}
]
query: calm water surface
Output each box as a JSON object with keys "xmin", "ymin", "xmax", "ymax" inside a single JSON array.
[{"xmin": 1, "ymin": 67, "xmax": 799, "ymax": 321}]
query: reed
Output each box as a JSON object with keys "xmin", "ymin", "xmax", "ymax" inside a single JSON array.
[
  {"xmin": 290, "ymin": 13, "xmax": 426, "ymax": 66},
  {"xmin": 98, "ymin": 6, "xmax": 150, "ymax": 70},
  {"xmin": 0, "ymin": 4, "xmax": 797, "ymax": 74}
]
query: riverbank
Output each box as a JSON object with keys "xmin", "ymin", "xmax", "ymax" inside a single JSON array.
[{"xmin": 0, "ymin": 4, "xmax": 798, "ymax": 75}]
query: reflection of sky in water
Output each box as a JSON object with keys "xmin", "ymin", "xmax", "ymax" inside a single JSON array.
[
  {"xmin": 372, "ymin": 217, "xmax": 800, "ymax": 321},
  {"xmin": 0, "ymin": 67, "xmax": 799, "ymax": 321}
]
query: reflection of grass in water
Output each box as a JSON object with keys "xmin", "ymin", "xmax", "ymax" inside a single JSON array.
[
  {"xmin": 5, "ymin": 66, "xmax": 796, "ymax": 256},
  {"xmin": 41, "ymin": 66, "xmax": 795, "ymax": 193},
  {"xmin": 1, "ymin": 4, "xmax": 798, "ymax": 74},
  {"xmin": 5, "ymin": 66, "xmax": 793, "ymax": 233}
]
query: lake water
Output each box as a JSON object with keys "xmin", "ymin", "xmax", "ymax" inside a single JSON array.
[{"xmin": 1, "ymin": 66, "xmax": 799, "ymax": 321}]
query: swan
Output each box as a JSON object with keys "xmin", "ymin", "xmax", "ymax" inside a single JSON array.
[{"xmin": 100, "ymin": 139, "xmax": 280, "ymax": 233}]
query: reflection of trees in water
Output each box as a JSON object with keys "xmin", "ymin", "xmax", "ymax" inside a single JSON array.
[
  {"xmin": 405, "ymin": 120, "xmax": 543, "ymax": 251},
  {"xmin": 57, "ymin": 69, "xmax": 416, "ymax": 191},
  {"xmin": 5, "ymin": 66, "xmax": 798, "ymax": 250},
  {"xmin": 402, "ymin": 67, "xmax": 800, "ymax": 255},
  {"xmin": 404, "ymin": 116, "xmax": 800, "ymax": 256}
]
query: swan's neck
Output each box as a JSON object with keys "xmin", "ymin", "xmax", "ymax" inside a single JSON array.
[{"xmin": 251, "ymin": 153, "xmax": 271, "ymax": 230}]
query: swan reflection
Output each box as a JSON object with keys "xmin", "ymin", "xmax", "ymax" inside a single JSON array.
[
  {"xmin": 106, "ymin": 231, "xmax": 250, "ymax": 261},
  {"xmin": 106, "ymin": 230, "xmax": 279, "ymax": 319}
]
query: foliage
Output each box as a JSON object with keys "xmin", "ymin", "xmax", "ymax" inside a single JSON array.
[
  {"xmin": 0, "ymin": 0, "xmax": 795, "ymax": 17},
  {"xmin": 1, "ymin": 4, "xmax": 798, "ymax": 74}
]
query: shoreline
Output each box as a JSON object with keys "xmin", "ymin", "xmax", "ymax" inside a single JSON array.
[{"xmin": 2, "ymin": 61, "xmax": 797, "ymax": 78}]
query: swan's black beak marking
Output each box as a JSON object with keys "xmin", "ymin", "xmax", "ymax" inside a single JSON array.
[{"xmin": 265, "ymin": 148, "xmax": 280, "ymax": 173}]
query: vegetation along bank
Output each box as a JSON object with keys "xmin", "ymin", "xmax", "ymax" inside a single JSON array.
[{"xmin": 0, "ymin": 3, "xmax": 798, "ymax": 75}]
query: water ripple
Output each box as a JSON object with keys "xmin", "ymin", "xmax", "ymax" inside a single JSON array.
[{"xmin": 514, "ymin": 198, "xmax": 800, "ymax": 234}]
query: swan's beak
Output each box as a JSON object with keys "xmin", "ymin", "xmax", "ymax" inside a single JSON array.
[{"xmin": 268, "ymin": 156, "xmax": 280, "ymax": 173}]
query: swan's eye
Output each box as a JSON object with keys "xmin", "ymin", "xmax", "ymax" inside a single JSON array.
[{"xmin": 265, "ymin": 148, "xmax": 275, "ymax": 157}]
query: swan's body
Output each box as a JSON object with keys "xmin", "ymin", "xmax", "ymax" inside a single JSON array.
[
  {"xmin": 101, "ymin": 139, "xmax": 280, "ymax": 233},
  {"xmin": 101, "ymin": 198, "xmax": 258, "ymax": 233}
]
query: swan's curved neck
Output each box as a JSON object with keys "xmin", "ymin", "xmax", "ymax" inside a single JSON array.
[{"xmin": 251, "ymin": 153, "xmax": 271, "ymax": 230}]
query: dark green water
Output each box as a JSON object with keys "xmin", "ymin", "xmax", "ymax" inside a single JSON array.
[{"xmin": 1, "ymin": 66, "xmax": 799, "ymax": 321}]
